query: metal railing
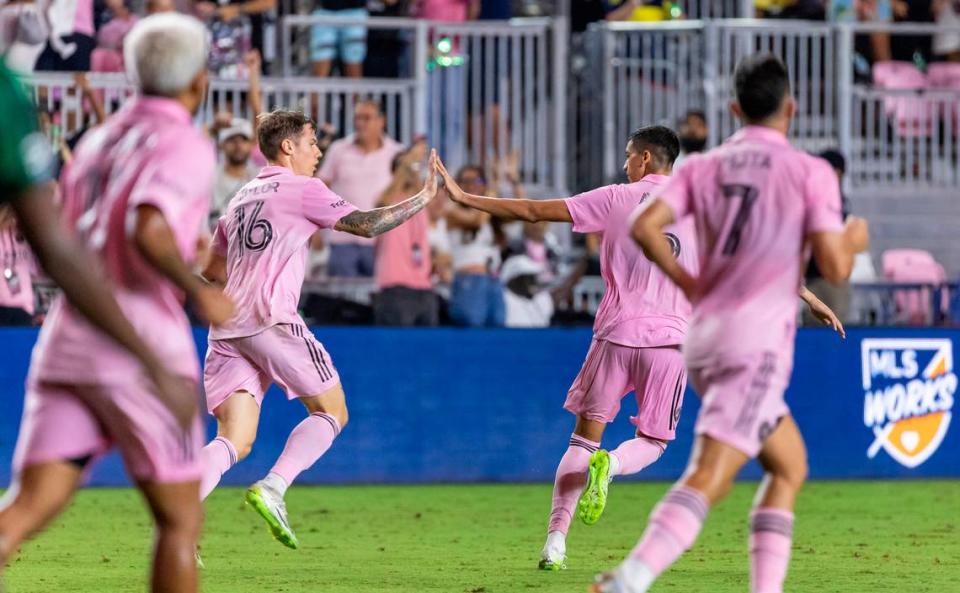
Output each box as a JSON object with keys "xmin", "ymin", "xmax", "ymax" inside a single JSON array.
[
  {"xmin": 581, "ymin": 20, "xmax": 960, "ymax": 192},
  {"xmin": 278, "ymin": 15, "xmax": 568, "ymax": 195},
  {"xmin": 570, "ymin": 277, "xmax": 960, "ymax": 327}
]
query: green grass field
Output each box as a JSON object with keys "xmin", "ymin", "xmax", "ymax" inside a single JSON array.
[{"xmin": 6, "ymin": 481, "xmax": 957, "ymax": 592}]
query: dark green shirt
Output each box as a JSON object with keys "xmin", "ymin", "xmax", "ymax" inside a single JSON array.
[{"xmin": 0, "ymin": 59, "xmax": 53, "ymax": 201}]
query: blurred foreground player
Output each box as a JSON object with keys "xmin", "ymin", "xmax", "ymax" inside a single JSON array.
[
  {"xmin": 0, "ymin": 15, "xmax": 234, "ymax": 593},
  {"xmin": 198, "ymin": 110, "xmax": 440, "ymax": 550},
  {"xmin": 592, "ymin": 55, "xmax": 869, "ymax": 593}
]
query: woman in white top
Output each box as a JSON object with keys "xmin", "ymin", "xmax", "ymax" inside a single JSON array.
[{"xmin": 444, "ymin": 165, "xmax": 505, "ymax": 327}]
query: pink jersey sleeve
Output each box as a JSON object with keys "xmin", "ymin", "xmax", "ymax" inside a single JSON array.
[
  {"xmin": 211, "ymin": 217, "xmax": 228, "ymax": 257},
  {"xmin": 657, "ymin": 158, "xmax": 696, "ymax": 220},
  {"xmin": 303, "ymin": 178, "xmax": 358, "ymax": 229},
  {"xmin": 128, "ymin": 143, "xmax": 214, "ymax": 227},
  {"xmin": 803, "ymin": 158, "xmax": 845, "ymax": 235},
  {"xmin": 564, "ymin": 185, "xmax": 616, "ymax": 233}
]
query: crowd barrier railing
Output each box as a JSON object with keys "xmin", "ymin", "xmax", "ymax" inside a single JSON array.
[
  {"xmin": 279, "ymin": 15, "xmax": 569, "ymax": 195},
  {"xmin": 582, "ymin": 20, "xmax": 960, "ymax": 193}
]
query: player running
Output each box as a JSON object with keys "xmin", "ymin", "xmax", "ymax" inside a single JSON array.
[
  {"xmin": 0, "ymin": 14, "xmax": 234, "ymax": 593},
  {"xmin": 436, "ymin": 127, "xmax": 698, "ymax": 570},
  {"xmin": 198, "ymin": 109, "xmax": 439, "ymax": 549},
  {"xmin": 592, "ymin": 55, "xmax": 869, "ymax": 593}
]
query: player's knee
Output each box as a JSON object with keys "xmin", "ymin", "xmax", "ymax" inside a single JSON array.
[{"xmin": 773, "ymin": 457, "xmax": 808, "ymax": 492}]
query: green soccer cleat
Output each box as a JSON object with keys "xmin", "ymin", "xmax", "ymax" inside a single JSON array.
[
  {"xmin": 578, "ymin": 449, "xmax": 612, "ymax": 525},
  {"xmin": 538, "ymin": 554, "xmax": 567, "ymax": 571},
  {"xmin": 245, "ymin": 482, "xmax": 299, "ymax": 550}
]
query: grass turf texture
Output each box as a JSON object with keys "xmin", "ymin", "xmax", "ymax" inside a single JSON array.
[{"xmin": 6, "ymin": 481, "xmax": 957, "ymax": 592}]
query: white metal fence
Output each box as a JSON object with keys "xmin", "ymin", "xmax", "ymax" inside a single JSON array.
[
  {"xmin": 278, "ymin": 15, "xmax": 568, "ymax": 195},
  {"xmin": 580, "ymin": 20, "xmax": 960, "ymax": 193}
]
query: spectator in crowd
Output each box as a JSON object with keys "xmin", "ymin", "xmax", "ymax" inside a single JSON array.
[
  {"xmin": 311, "ymin": 0, "xmax": 369, "ymax": 78},
  {"xmin": 366, "ymin": 0, "xmax": 410, "ymax": 77},
  {"xmin": 803, "ymin": 149, "xmax": 854, "ymax": 325},
  {"xmin": 92, "ymin": 0, "xmax": 138, "ymax": 73},
  {"xmin": 500, "ymin": 254, "xmax": 587, "ymax": 328},
  {"xmin": 195, "ymin": 0, "xmax": 275, "ymax": 65},
  {"xmin": 503, "ymin": 220, "xmax": 561, "ymax": 282},
  {"xmin": 146, "ymin": 0, "xmax": 176, "ymax": 13},
  {"xmin": 319, "ymin": 99, "xmax": 402, "ymax": 277},
  {"xmin": 373, "ymin": 138, "xmax": 439, "ymax": 326},
  {"xmin": 756, "ymin": 0, "xmax": 826, "ymax": 19},
  {"xmin": 414, "ymin": 0, "xmax": 476, "ymax": 21},
  {"xmin": 34, "ymin": 0, "xmax": 96, "ymax": 71},
  {"xmin": 0, "ymin": 206, "xmax": 35, "ymax": 326},
  {"xmin": 479, "ymin": 0, "xmax": 511, "ymax": 19},
  {"xmin": 445, "ymin": 164, "xmax": 504, "ymax": 327},
  {"xmin": 934, "ymin": 0, "xmax": 960, "ymax": 61},
  {"xmin": 674, "ymin": 109, "xmax": 707, "ymax": 169},
  {"xmin": 0, "ymin": 0, "xmax": 48, "ymax": 73},
  {"xmin": 427, "ymin": 186, "xmax": 454, "ymax": 287},
  {"xmin": 211, "ymin": 116, "xmax": 259, "ymax": 218},
  {"xmin": 603, "ymin": 0, "xmax": 673, "ymax": 21}
]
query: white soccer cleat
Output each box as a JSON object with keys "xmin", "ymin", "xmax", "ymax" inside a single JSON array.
[{"xmin": 245, "ymin": 481, "xmax": 299, "ymax": 549}]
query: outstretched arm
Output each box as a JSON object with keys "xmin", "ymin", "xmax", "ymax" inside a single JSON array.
[
  {"xmin": 436, "ymin": 157, "xmax": 571, "ymax": 223},
  {"xmin": 799, "ymin": 285, "xmax": 845, "ymax": 338},
  {"xmin": 335, "ymin": 150, "xmax": 439, "ymax": 238},
  {"xmin": 631, "ymin": 200, "xmax": 698, "ymax": 300}
]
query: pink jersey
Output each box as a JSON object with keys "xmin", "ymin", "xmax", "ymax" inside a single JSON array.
[
  {"xmin": 31, "ymin": 97, "xmax": 215, "ymax": 384},
  {"xmin": 374, "ymin": 209, "xmax": 432, "ymax": 290},
  {"xmin": 210, "ymin": 166, "xmax": 358, "ymax": 340},
  {"xmin": 657, "ymin": 125, "xmax": 844, "ymax": 364},
  {"xmin": 565, "ymin": 174, "xmax": 697, "ymax": 348}
]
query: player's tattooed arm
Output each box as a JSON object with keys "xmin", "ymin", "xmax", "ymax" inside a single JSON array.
[
  {"xmin": 799, "ymin": 285, "xmax": 846, "ymax": 338},
  {"xmin": 435, "ymin": 157, "xmax": 573, "ymax": 223},
  {"xmin": 335, "ymin": 149, "xmax": 440, "ymax": 239}
]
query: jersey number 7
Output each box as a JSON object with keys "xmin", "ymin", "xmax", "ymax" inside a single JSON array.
[{"xmin": 720, "ymin": 184, "xmax": 758, "ymax": 256}]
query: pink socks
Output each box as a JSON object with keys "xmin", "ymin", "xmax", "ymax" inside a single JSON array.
[
  {"xmin": 199, "ymin": 436, "xmax": 238, "ymax": 500},
  {"xmin": 547, "ymin": 434, "xmax": 599, "ymax": 534},
  {"xmin": 629, "ymin": 486, "xmax": 709, "ymax": 576},
  {"xmin": 269, "ymin": 412, "xmax": 341, "ymax": 487},
  {"xmin": 749, "ymin": 508, "xmax": 795, "ymax": 593},
  {"xmin": 610, "ymin": 436, "xmax": 665, "ymax": 476}
]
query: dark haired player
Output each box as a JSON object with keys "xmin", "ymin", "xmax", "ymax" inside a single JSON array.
[
  {"xmin": 437, "ymin": 126, "xmax": 699, "ymax": 571},
  {"xmin": 592, "ymin": 55, "xmax": 868, "ymax": 593},
  {"xmin": 198, "ymin": 109, "xmax": 439, "ymax": 549}
]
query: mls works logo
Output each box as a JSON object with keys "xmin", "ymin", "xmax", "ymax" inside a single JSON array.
[{"xmin": 862, "ymin": 339, "xmax": 956, "ymax": 468}]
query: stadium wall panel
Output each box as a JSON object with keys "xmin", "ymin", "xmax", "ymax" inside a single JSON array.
[{"xmin": 0, "ymin": 327, "xmax": 957, "ymax": 486}]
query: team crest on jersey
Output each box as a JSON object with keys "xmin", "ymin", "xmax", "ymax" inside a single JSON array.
[{"xmin": 861, "ymin": 339, "xmax": 955, "ymax": 468}]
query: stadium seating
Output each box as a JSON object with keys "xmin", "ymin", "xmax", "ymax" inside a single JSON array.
[
  {"xmin": 881, "ymin": 248, "xmax": 948, "ymax": 325},
  {"xmin": 872, "ymin": 61, "xmax": 934, "ymax": 138}
]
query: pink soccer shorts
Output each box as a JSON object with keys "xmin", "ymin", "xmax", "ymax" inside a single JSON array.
[
  {"xmin": 13, "ymin": 379, "xmax": 204, "ymax": 484},
  {"xmin": 689, "ymin": 350, "xmax": 793, "ymax": 458},
  {"xmin": 564, "ymin": 339, "xmax": 687, "ymax": 441},
  {"xmin": 203, "ymin": 323, "xmax": 341, "ymax": 414}
]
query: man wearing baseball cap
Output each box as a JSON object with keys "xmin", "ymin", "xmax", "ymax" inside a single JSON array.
[{"xmin": 213, "ymin": 116, "xmax": 259, "ymax": 218}]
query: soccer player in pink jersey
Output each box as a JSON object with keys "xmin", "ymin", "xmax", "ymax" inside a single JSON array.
[
  {"xmin": 436, "ymin": 127, "xmax": 699, "ymax": 571},
  {"xmin": 0, "ymin": 14, "xmax": 235, "ymax": 593},
  {"xmin": 592, "ymin": 55, "xmax": 870, "ymax": 593},
  {"xmin": 198, "ymin": 110, "xmax": 440, "ymax": 549}
]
